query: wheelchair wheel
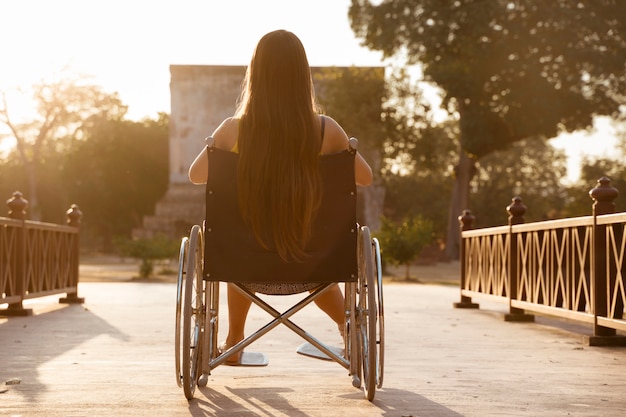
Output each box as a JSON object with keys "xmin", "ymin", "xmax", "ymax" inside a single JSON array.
[
  {"xmin": 372, "ymin": 237, "xmax": 385, "ymax": 389},
  {"xmin": 182, "ymin": 225, "xmax": 205, "ymax": 400},
  {"xmin": 357, "ymin": 226, "xmax": 378, "ymax": 401},
  {"xmin": 175, "ymin": 236, "xmax": 188, "ymax": 388}
]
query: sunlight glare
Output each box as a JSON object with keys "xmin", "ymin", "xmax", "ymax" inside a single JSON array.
[{"xmin": 551, "ymin": 116, "xmax": 619, "ymax": 184}]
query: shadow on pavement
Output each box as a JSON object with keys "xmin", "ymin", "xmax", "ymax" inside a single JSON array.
[{"xmin": 0, "ymin": 302, "xmax": 128, "ymax": 404}]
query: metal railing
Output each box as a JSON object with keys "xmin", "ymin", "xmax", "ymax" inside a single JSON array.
[
  {"xmin": 456, "ymin": 177, "xmax": 626, "ymax": 345},
  {"xmin": 1, "ymin": 191, "xmax": 83, "ymax": 316}
]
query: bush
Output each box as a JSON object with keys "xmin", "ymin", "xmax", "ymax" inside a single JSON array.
[
  {"xmin": 377, "ymin": 215, "xmax": 434, "ymax": 280},
  {"xmin": 114, "ymin": 234, "xmax": 178, "ymax": 278}
]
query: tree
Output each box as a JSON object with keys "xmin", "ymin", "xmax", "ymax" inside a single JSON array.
[
  {"xmin": 377, "ymin": 214, "xmax": 434, "ymax": 279},
  {"xmin": 382, "ymin": 119, "xmax": 457, "ymax": 243},
  {"xmin": 63, "ymin": 114, "xmax": 169, "ymax": 250},
  {"xmin": 114, "ymin": 234, "xmax": 178, "ymax": 278},
  {"xmin": 349, "ymin": 0, "xmax": 626, "ymax": 258},
  {"xmin": 382, "ymin": 127, "xmax": 568, "ymax": 246},
  {"xmin": 470, "ymin": 137, "xmax": 568, "ymax": 227},
  {"xmin": 0, "ymin": 77, "xmax": 127, "ymax": 219}
]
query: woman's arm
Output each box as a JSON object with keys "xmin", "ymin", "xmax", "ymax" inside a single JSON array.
[
  {"xmin": 188, "ymin": 146, "xmax": 209, "ymax": 184},
  {"xmin": 321, "ymin": 116, "xmax": 373, "ymax": 187},
  {"xmin": 354, "ymin": 152, "xmax": 373, "ymax": 187},
  {"xmin": 188, "ymin": 118, "xmax": 238, "ymax": 184}
]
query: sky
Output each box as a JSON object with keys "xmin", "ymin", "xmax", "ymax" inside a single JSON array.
[
  {"xmin": 0, "ymin": 0, "xmax": 384, "ymax": 120},
  {"xmin": 0, "ymin": 0, "xmax": 621, "ymax": 183}
]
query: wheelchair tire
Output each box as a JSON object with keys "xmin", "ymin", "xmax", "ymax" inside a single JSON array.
[
  {"xmin": 358, "ymin": 226, "xmax": 378, "ymax": 401},
  {"xmin": 182, "ymin": 225, "xmax": 205, "ymax": 400},
  {"xmin": 175, "ymin": 236, "xmax": 188, "ymax": 388},
  {"xmin": 373, "ymin": 237, "xmax": 385, "ymax": 389}
]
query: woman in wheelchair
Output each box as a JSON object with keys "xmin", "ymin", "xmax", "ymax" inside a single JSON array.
[{"xmin": 188, "ymin": 29, "xmax": 373, "ymax": 365}]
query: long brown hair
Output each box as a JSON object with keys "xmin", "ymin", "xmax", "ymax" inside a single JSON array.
[{"xmin": 234, "ymin": 30, "xmax": 322, "ymax": 262}]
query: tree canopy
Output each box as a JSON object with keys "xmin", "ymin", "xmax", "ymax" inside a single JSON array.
[
  {"xmin": 63, "ymin": 114, "xmax": 169, "ymax": 250},
  {"xmin": 350, "ymin": 0, "xmax": 626, "ymax": 157},
  {"xmin": 470, "ymin": 137, "xmax": 568, "ymax": 226}
]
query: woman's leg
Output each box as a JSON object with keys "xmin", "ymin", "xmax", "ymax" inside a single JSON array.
[
  {"xmin": 222, "ymin": 283, "xmax": 252, "ymax": 363},
  {"xmin": 313, "ymin": 284, "xmax": 345, "ymax": 330}
]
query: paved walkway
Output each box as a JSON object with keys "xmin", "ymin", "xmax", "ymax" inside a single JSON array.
[{"xmin": 1, "ymin": 261, "xmax": 626, "ymax": 416}]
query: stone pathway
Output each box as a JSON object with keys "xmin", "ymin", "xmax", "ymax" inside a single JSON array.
[{"xmin": 1, "ymin": 262, "xmax": 625, "ymax": 416}]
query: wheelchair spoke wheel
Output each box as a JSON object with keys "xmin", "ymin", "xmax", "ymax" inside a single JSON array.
[
  {"xmin": 175, "ymin": 237, "xmax": 188, "ymax": 388},
  {"xmin": 373, "ymin": 237, "xmax": 385, "ymax": 389},
  {"xmin": 357, "ymin": 226, "xmax": 378, "ymax": 401},
  {"xmin": 182, "ymin": 225, "xmax": 205, "ymax": 400}
]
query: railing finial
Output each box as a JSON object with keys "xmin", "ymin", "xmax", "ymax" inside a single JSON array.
[
  {"xmin": 458, "ymin": 209, "xmax": 475, "ymax": 231},
  {"xmin": 507, "ymin": 196, "xmax": 526, "ymax": 225},
  {"xmin": 7, "ymin": 191, "xmax": 28, "ymax": 220},
  {"xmin": 66, "ymin": 204, "xmax": 83, "ymax": 227},
  {"xmin": 589, "ymin": 176, "xmax": 618, "ymax": 216}
]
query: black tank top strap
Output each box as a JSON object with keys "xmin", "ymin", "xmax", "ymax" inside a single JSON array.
[{"xmin": 320, "ymin": 115, "xmax": 326, "ymax": 140}]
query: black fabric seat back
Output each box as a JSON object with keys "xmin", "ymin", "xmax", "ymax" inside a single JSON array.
[{"xmin": 203, "ymin": 147, "xmax": 358, "ymax": 284}]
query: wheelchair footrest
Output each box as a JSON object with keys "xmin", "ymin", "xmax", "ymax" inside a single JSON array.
[
  {"xmin": 235, "ymin": 352, "xmax": 269, "ymax": 366},
  {"xmin": 296, "ymin": 343, "xmax": 344, "ymax": 361}
]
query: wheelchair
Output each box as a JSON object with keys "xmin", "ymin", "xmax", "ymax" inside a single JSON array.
[{"xmin": 175, "ymin": 137, "xmax": 384, "ymax": 401}]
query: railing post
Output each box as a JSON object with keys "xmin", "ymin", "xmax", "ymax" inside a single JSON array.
[
  {"xmin": 59, "ymin": 204, "xmax": 85, "ymax": 304},
  {"xmin": 4, "ymin": 192, "xmax": 33, "ymax": 316},
  {"xmin": 7, "ymin": 191, "xmax": 28, "ymax": 220},
  {"xmin": 454, "ymin": 209, "xmax": 479, "ymax": 309},
  {"xmin": 589, "ymin": 177, "xmax": 619, "ymax": 342},
  {"xmin": 505, "ymin": 196, "xmax": 534, "ymax": 322}
]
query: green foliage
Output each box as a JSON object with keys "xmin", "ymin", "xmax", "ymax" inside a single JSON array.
[
  {"xmin": 564, "ymin": 151, "xmax": 626, "ymax": 217},
  {"xmin": 382, "ymin": 124, "xmax": 571, "ymax": 238},
  {"xmin": 383, "ymin": 174, "xmax": 451, "ymax": 241},
  {"xmin": 63, "ymin": 114, "xmax": 169, "ymax": 250},
  {"xmin": 470, "ymin": 137, "xmax": 569, "ymax": 227},
  {"xmin": 313, "ymin": 66, "xmax": 387, "ymax": 177},
  {"xmin": 314, "ymin": 67, "xmax": 386, "ymax": 146},
  {"xmin": 377, "ymin": 215, "xmax": 434, "ymax": 279},
  {"xmin": 114, "ymin": 234, "xmax": 178, "ymax": 278},
  {"xmin": 350, "ymin": 0, "xmax": 626, "ymax": 157}
]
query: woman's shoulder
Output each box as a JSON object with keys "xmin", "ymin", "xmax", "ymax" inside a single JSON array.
[
  {"xmin": 213, "ymin": 117, "xmax": 239, "ymax": 151},
  {"xmin": 320, "ymin": 115, "xmax": 349, "ymax": 154},
  {"xmin": 215, "ymin": 117, "xmax": 239, "ymax": 132}
]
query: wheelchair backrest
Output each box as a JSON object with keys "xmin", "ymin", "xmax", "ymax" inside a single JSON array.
[{"xmin": 203, "ymin": 145, "xmax": 358, "ymax": 284}]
